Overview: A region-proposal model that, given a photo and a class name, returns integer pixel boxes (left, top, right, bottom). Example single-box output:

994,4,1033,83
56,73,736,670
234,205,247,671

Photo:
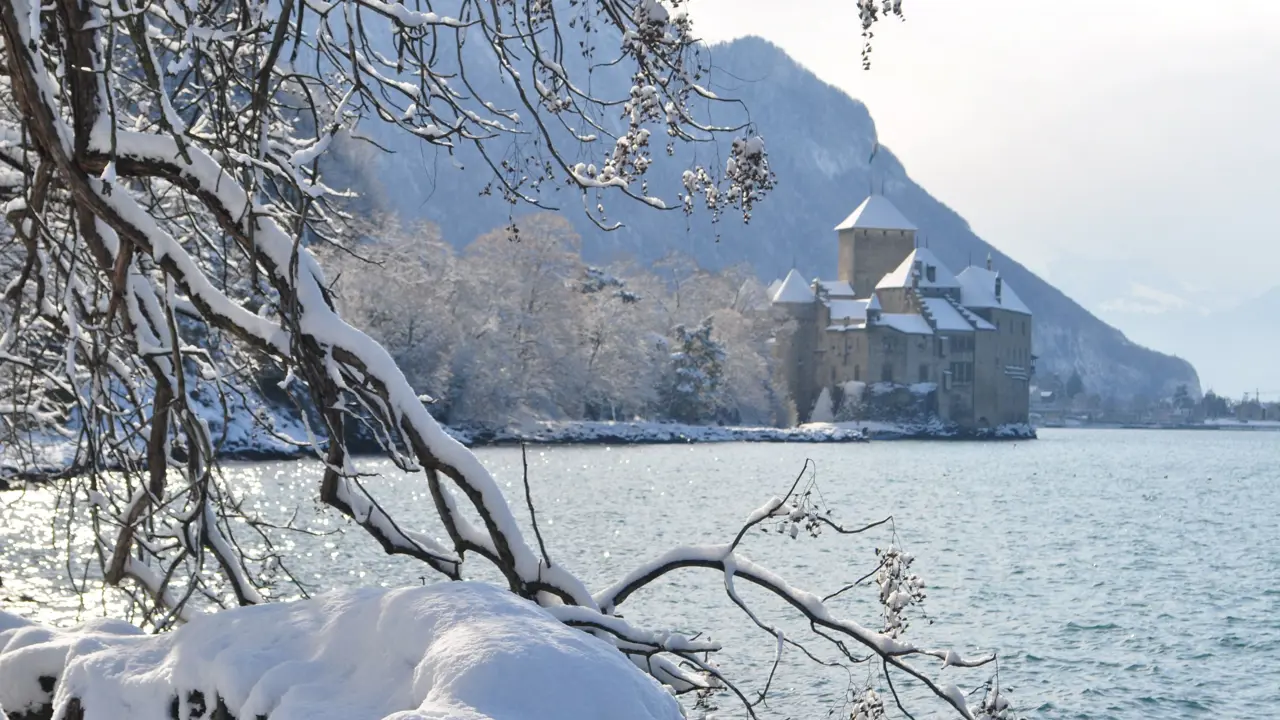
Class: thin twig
884,657,919,720
521,443,552,569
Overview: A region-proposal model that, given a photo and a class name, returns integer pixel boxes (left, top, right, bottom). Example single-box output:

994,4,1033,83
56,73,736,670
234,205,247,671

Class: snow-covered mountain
345,35,1199,400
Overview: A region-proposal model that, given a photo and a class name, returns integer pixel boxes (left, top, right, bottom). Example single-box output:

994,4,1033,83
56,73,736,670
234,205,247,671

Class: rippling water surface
3,429,1278,718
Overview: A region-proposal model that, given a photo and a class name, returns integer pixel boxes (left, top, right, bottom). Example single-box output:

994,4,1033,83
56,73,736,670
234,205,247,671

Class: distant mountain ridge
345,35,1199,400
1113,284,1278,398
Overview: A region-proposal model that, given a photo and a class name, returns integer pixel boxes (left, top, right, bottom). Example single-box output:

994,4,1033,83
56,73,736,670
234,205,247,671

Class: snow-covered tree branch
0,0,1021,716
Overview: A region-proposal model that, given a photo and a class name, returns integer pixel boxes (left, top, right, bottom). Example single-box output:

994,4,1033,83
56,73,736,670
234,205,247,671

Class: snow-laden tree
660,316,726,424
321,215,778,426
575,264,663,420
451,215,586,420
0,0,1017,716
322,218,463,406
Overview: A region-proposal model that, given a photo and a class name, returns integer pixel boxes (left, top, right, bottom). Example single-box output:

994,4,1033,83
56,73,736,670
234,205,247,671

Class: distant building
771,195,1033,428
1235,399,1277,423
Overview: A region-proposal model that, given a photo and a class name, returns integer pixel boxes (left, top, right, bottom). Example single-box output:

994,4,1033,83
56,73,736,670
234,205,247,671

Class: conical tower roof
834,194,918,232
771,269,816,304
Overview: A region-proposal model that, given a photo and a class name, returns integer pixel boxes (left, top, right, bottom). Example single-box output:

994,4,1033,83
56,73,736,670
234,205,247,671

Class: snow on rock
0,583,683,720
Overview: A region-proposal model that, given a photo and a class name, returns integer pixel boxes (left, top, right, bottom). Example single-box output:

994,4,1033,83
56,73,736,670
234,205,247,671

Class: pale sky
690,0,1280,397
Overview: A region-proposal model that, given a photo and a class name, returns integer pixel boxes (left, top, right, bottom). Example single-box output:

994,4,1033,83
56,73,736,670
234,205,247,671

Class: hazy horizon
690,0,1279,399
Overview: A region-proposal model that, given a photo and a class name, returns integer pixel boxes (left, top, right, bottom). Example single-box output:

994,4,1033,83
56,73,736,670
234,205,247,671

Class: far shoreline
1,420,1038,489
1032,420,1280,433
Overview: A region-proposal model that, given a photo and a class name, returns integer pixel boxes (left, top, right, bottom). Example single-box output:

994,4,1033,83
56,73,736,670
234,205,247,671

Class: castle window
949,361,973,384
918,364,929,383
854,365,861,381
882,363,893,382
926,266,937,283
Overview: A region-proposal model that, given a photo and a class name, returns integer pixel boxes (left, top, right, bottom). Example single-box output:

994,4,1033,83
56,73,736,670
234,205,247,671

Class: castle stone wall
838,228,916,296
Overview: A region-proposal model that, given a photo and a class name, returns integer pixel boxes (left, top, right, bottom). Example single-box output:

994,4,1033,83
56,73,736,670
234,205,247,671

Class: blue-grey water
3,429,1278,718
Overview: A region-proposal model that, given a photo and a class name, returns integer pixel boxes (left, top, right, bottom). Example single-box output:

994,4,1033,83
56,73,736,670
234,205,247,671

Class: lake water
3,429,1278,719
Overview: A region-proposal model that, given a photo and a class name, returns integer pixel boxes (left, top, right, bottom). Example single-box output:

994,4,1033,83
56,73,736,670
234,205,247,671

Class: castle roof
956,266,1031,315
834,194,918,232
920,297,977,332
771,269,816,304
874,313,934,335
815,279,856,299
876,248,959,291
949,300,997,330
827,298,870,323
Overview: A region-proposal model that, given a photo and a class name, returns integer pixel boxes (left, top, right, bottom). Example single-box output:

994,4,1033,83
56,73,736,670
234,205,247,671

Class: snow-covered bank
445,419,1035,446
442,419,870,447
801,420,1037,441
0,583,682,720
1203,418,1280,431
0,391,313,486
3,418,1037,487
2,420,870,485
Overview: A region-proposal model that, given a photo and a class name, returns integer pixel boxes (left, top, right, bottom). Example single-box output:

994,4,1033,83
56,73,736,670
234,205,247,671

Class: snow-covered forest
325,214,785,427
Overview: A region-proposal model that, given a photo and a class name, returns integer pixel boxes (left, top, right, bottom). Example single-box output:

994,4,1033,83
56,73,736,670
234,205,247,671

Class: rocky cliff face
346,35,1199,400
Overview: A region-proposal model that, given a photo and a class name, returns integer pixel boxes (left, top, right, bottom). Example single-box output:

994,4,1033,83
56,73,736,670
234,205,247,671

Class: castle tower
834,195,918,297
769,269,820,422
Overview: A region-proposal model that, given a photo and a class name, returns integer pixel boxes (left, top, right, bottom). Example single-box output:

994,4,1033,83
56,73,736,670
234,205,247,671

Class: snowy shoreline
440,420,872,447
1,420,1036,488
441,419,1036,448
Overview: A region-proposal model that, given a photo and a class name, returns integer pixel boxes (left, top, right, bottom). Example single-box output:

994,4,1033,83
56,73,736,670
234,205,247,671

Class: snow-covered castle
770,195,1033,427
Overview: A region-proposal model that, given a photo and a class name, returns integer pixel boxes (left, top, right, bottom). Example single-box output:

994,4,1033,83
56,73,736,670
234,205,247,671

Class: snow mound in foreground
0,582,683,720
